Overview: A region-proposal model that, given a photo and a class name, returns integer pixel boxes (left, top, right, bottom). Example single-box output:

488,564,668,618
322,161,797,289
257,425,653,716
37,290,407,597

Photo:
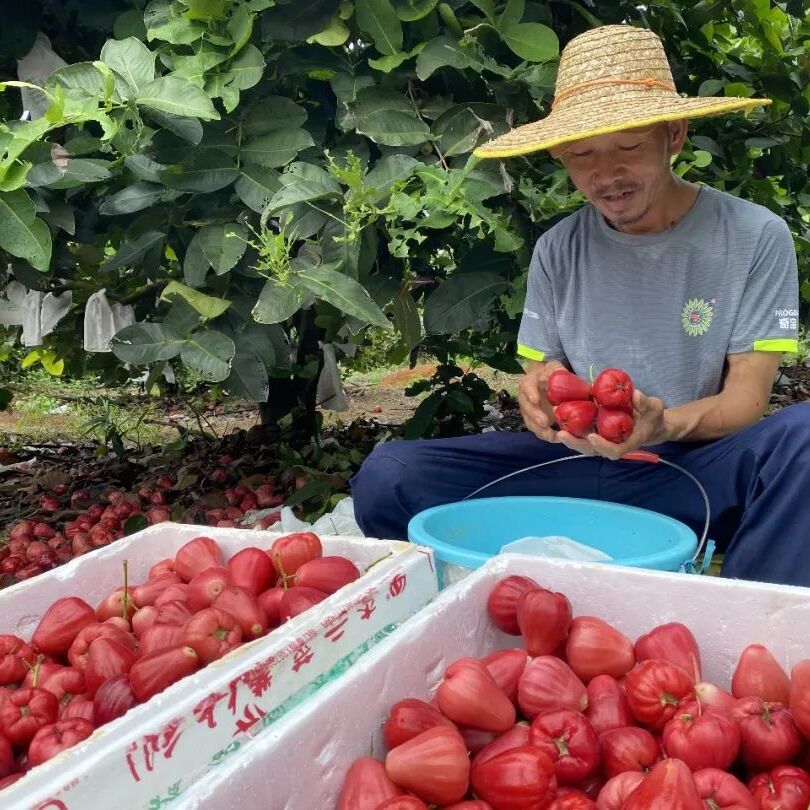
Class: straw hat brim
473,96,770,159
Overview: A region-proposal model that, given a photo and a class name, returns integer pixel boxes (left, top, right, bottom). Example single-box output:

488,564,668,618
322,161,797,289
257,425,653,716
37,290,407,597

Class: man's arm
663,351,781,442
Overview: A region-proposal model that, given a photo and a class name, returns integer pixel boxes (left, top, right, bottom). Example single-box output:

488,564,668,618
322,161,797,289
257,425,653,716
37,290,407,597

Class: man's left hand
557,389,672,460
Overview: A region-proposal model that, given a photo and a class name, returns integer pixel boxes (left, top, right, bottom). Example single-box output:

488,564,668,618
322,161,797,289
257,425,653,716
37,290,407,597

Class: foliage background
1,0,808,434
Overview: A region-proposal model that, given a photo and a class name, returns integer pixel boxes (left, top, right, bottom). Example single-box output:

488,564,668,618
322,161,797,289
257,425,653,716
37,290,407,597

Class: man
351,25,806,586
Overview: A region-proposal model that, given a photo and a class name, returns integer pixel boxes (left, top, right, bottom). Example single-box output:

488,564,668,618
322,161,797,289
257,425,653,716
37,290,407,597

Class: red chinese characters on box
125,718,184,783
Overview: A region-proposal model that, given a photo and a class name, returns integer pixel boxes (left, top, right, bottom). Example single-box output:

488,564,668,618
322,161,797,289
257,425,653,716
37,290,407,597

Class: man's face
552,122,688,229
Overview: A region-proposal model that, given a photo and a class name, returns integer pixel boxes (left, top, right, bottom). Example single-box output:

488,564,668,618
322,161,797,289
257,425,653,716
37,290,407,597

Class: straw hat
474,25,770,159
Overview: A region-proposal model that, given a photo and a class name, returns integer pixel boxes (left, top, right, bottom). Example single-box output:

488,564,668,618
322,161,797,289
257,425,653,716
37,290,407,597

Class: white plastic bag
278,496,362,535
16,33,67,120
316,342,348,412
0,282,27,326
84,291,135,353
111,302,136,331
22,291,44,346
40,291,72,337
500,535,613,562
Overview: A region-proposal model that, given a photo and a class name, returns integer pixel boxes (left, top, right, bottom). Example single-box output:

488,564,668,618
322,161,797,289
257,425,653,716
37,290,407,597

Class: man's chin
598,203,651,230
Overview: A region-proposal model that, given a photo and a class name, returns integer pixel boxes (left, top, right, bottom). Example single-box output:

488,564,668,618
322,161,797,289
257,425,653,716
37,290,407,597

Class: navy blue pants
351,403,810,586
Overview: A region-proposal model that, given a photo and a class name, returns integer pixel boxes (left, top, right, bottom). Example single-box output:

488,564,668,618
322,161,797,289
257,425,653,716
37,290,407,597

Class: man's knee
351,441,425,535
761,403,810,438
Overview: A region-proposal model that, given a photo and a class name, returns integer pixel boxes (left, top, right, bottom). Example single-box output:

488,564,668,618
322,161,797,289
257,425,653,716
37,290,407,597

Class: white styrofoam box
0,523,438,810
180,553,810,810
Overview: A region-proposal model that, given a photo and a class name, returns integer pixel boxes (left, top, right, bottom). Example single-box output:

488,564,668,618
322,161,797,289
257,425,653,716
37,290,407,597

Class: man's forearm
663,390,768,443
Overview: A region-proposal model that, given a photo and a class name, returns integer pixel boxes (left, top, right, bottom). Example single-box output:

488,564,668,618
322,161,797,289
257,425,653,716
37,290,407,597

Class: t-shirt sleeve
517,238,566,363
728,217,799,354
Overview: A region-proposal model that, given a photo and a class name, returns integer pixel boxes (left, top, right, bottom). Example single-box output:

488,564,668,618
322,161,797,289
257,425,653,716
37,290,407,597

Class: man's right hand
517,360,567,444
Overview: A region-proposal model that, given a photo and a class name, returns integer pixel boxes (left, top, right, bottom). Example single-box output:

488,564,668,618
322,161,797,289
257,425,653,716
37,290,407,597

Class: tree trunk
257,310,323,437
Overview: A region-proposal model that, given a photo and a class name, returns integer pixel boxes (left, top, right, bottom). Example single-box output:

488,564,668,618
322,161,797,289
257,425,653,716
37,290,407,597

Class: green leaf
330,73,375,104
111,322,184,364
497,0,524,30
416,36,474,79
184,0,229,21
44,63,109,113
145,1,206,43
226,44,266,90
171,48,230,85
432,103,508,156
364,154,419,194
252,277,302,324
235,165,282,212
691,135,724,157
423,271,508,333
228,4,254,52
227,335,270,401
283,478,332,508
724,82,754,98
26,158,112,189
698,79,725,97
321,219,361,278
164,299,203,334
368,43,426,73
403,390,442,439
144,110,204,144
307,16,351,46
240,323,279,369
125,155,167,183
393,288,421,349
241,129,315,168
124,514,149,535
180,329,235,381
356,0,403,55
295,264,391,328
501,22,559,62
161,281,231,319
279,204,331,240
183,232,210,287
99,182,174,215
354,86,413,115
161,150,239,192
446,388,474,414
102,231,165,271
692,150,713,168
467,0,497,23
264,162,342,214
198,223,248,274
0,190,52,272
242,97,308,134
392,0,438,21
356,110,431,146
260,0,336,41
100,37,156,96
137,76,220,120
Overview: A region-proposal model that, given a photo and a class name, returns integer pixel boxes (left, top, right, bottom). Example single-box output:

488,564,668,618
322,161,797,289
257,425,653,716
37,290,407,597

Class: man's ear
667,119,690,156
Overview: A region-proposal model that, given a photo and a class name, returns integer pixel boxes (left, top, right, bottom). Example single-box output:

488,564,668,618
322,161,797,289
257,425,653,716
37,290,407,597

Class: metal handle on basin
463,452,712,570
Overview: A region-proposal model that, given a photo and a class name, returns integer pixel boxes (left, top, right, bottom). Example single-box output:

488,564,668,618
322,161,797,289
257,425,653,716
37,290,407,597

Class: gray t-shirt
518,185,799,408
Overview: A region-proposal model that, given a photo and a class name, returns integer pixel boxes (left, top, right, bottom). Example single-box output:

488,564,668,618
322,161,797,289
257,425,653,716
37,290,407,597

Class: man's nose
590,152,625,186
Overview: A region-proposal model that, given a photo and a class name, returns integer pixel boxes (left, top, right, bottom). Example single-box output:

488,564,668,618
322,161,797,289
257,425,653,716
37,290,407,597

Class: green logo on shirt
682,298,714,336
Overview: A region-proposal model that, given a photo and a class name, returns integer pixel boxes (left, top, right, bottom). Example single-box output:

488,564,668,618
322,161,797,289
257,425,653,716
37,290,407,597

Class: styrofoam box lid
181,553,810,809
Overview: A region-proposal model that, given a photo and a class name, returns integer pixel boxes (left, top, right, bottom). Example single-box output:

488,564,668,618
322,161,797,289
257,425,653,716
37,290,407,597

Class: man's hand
557,389,672,459
518,360,566,443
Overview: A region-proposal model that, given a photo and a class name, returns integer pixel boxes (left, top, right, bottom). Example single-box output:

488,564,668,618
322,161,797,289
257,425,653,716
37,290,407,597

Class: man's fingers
557,431,597,456
587,434,626,459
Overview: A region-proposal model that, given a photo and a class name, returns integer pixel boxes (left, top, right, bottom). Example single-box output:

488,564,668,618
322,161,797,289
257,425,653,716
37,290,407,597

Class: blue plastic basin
407,496,698,573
